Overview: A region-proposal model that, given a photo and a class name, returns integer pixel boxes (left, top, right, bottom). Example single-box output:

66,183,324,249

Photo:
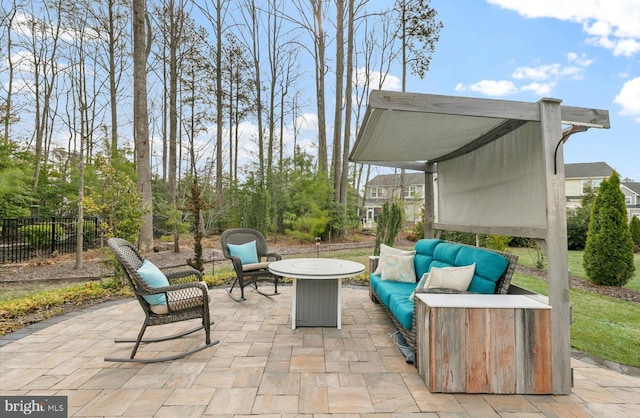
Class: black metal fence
1,217,101,263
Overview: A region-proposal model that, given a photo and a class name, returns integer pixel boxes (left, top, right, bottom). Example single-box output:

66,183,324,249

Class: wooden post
539,98,572,394
424,164,435,239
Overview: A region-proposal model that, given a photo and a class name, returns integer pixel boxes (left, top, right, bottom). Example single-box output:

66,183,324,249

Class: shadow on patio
1,285,639,417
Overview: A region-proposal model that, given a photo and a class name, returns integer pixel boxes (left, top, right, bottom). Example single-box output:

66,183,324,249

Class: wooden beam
368,90,542,121
561,105,610,129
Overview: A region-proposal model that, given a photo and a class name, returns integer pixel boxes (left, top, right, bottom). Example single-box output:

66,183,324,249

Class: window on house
369,187,382,198
582,179,602,194
404,185,418,198
626,196,632,205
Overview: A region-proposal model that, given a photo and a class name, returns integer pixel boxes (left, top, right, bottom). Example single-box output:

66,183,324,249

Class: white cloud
487,0,640,56
294,113,318,132
521,82,553,96
354,67,401,91
457,53,592,98
455,80,518,97
567,52,594,67
614,77,640,122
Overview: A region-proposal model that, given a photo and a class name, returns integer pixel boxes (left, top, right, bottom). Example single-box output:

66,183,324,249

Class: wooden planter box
415,293,552,394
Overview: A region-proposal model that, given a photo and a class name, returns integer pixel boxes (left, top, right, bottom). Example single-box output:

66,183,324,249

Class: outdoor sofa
369,238,518,355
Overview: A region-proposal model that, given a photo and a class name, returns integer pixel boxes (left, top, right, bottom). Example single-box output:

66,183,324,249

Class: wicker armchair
105,238,218,363
220,228,282,301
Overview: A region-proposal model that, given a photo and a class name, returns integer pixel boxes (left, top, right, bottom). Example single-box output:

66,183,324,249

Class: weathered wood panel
489,308,516,393
415,298,429,381
465,308,489,393
431,307,466,392
516,308,552,393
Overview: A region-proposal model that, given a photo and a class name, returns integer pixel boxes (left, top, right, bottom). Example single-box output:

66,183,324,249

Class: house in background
622,182,640,221
564,162,615,210
364,162,638,225
363,172,428,226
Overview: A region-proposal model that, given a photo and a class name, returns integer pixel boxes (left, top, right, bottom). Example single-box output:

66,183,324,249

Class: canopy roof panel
349,91,610,171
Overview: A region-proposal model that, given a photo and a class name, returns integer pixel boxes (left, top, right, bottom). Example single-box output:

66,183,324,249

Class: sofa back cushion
412,239,509,294
457,246,509,293
413,239,443,280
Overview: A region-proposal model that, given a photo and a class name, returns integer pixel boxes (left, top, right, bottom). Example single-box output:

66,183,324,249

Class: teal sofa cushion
456,246,509,293
370,273,382,293
376,280,415,307
389,293,414,329
413,239,442,280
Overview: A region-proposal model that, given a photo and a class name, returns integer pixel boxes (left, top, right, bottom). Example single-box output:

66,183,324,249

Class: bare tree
87,0,129,159
20,0,63,192
291,0,328,176
133,0,153,251
339,0,355,223
331,0,345,200
1,1,25,143
238,0,266,183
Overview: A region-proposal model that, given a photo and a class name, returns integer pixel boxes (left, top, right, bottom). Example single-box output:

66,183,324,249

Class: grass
511,246,640,291
511,272,640,368
1,245,638,368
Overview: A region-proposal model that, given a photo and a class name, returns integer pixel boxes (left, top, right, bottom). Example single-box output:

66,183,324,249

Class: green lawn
511,247,640,291
511,272,640,368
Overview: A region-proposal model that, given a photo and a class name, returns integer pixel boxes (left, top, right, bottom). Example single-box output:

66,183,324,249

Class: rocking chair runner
220,228,282,301
105,237,218,363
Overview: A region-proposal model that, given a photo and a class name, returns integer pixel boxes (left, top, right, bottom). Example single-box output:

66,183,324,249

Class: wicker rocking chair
105,237,218,363
220,228,282,301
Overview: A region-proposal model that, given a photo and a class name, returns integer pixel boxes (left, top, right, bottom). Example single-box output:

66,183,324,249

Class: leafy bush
18,223,64,249
374,201,404,255
583,172,635,286
630,216,640,252
483,235,510,251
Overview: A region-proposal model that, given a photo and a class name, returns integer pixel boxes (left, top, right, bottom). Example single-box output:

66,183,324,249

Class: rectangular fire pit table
269,258,365,329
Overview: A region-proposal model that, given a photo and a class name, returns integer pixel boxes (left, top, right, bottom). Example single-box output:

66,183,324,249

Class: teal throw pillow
136,259,169,305
228,240,259,265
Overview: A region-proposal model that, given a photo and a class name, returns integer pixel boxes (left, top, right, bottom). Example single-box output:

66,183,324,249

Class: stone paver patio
1,285,639,417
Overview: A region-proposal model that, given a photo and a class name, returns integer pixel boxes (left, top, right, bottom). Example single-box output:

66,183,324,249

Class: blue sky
395,0,639,181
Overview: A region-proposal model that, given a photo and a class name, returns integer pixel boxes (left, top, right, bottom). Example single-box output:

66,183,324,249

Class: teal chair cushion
227,240,259,264
137,259,169,305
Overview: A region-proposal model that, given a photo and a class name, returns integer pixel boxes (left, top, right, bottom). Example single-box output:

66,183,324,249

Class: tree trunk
215,0,223,202
340,0,355,231
331,0,344,201
313,0,327,176
133,0,153,252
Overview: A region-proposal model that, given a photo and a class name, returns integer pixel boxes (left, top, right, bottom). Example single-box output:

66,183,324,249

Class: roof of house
564,162,615,179
367,172,425,186
623,182,640,195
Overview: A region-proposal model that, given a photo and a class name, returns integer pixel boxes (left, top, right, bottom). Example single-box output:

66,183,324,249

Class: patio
1,285,639,417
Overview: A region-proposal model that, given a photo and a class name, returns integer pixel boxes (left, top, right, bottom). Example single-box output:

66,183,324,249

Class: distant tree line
0,0,442,267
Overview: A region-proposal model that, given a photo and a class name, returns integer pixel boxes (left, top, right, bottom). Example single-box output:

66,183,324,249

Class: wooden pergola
349,90,610,395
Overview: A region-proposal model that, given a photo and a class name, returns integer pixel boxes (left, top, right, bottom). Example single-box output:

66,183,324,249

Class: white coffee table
269,258,365,329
